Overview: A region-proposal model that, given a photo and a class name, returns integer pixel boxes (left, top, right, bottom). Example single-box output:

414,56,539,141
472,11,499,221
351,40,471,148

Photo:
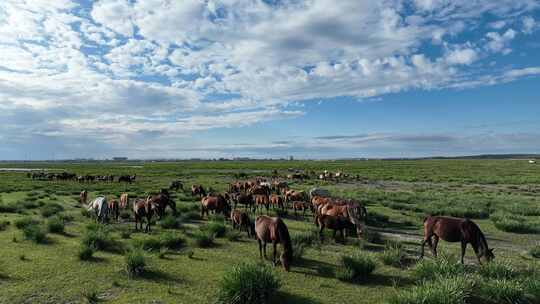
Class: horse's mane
276,218,293,259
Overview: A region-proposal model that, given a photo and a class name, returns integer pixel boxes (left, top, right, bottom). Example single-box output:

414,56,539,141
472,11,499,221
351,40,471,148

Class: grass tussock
40,203,64,217
192,229,215,248
125,248,146,277
22,224,48,244
336,252,376,283
159,215,182,229
47,216,65,234
389,275,474,304
216,263,280,304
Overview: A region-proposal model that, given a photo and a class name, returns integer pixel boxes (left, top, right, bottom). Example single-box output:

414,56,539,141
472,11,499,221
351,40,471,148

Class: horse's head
484,248,495,262
280,251,292,272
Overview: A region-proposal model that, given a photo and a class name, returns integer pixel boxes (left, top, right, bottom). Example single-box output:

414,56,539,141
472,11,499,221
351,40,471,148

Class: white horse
87,197,109,223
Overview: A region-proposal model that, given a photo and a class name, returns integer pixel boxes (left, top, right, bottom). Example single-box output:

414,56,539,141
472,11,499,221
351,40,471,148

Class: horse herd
81,177,496,271
28,172,136,183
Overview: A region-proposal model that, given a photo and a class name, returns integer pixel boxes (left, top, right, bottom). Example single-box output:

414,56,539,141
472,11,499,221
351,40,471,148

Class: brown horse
230,210,255,237
284,190,306,203
270,194,284,210
292,201,311,217
420,216,495,264
255,216,293,271
317,214,354,243
80,190,88,205
133,198,156,232
147,189,176,219
254,195,270,213
232,193,254,211
191,184,207,198
120,193,129,209
201,194,231,217
250,185,270,196
317,202,364,238
108,199,120,221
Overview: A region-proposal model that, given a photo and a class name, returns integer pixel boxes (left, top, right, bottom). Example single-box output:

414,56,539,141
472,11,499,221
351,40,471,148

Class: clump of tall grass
125,248,146,277
40,202,64,217
216,263,280,304
78,244,95,261
22,224,48,244
159,215,182,229
490,212,539,233
192,229,215,248
0,220,10,231
477,260,518,280
478,279,525,304
14,217,39,229
181,211,201,221
206,221,227,238
413,255,466,281
81,225,120,252
389,275,474,304
380,242,406,267
336,252,376,283
47,216,65,234
159,232,185,250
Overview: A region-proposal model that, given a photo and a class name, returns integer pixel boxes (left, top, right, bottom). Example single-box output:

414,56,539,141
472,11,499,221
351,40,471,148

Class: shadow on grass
137,269,185,284
273,291,323,304
292,258,336,279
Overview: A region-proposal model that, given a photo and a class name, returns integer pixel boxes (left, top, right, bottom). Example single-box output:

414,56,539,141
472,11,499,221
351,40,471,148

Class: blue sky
0,0,539,160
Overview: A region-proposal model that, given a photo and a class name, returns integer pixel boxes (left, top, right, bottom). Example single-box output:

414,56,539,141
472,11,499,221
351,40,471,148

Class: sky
0,0,539,160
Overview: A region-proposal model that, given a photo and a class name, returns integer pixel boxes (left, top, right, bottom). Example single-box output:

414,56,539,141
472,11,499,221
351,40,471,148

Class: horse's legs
420,234,433,259
263,242,268,259
460,241,467,264
272,241,277,266
431,235,439,257
258,239,263,259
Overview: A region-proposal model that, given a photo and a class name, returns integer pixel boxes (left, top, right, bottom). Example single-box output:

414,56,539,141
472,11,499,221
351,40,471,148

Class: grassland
0,159,539,303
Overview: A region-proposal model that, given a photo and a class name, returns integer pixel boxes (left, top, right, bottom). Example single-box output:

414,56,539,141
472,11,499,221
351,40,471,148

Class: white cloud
0,0,539,158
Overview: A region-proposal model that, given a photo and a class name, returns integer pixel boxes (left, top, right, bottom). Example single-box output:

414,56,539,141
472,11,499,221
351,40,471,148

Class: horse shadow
273,291,323,304
137,269,185,284
292,258,336,279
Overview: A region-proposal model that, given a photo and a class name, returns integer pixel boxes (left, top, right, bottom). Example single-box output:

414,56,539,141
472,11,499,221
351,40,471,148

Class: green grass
0,159,539,303
336,252,376,283
216,263,280,304
388,275,474,304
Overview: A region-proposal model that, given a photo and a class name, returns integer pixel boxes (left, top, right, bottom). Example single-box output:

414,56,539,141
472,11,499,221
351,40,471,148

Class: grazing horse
269,194,284,210
317,202,364,238
133,198,155,232
148,189,176,219
80,190,88,205
254,195,270,213
201,194,231,217
232,193,254,211
169,180,183,191
108,199,120,221
120,193,129,209
191,184,207,198
87,197,108,223
284,190,306,203
255,216,293,271
317,214,354,243
420,216,495,264
230,210,255,237
118,175,135,183
292,201,311,217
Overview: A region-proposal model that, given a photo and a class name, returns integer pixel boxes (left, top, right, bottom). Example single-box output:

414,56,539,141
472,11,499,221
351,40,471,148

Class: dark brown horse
292,201,311,217
201,194,231,217
133,198,156,232
420,216,495,264
255,216,293,271
191,184,207,198
232,193,254,211
254,194,269,213
230,210,255,237
147,189,176,219
316,214,354,243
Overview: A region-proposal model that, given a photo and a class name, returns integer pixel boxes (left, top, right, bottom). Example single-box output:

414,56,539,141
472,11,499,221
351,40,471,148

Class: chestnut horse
420,216,494,264
120,193,129,209
254,195,270,213
201,194,231,217
255,216,293,271
108,199,120,222
317,202,364,238
269,194,284,210
133,198,155,232
230,210,255,237
80,190,88,205
317,214,354,243
191,184,207,198
147,189,176,219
